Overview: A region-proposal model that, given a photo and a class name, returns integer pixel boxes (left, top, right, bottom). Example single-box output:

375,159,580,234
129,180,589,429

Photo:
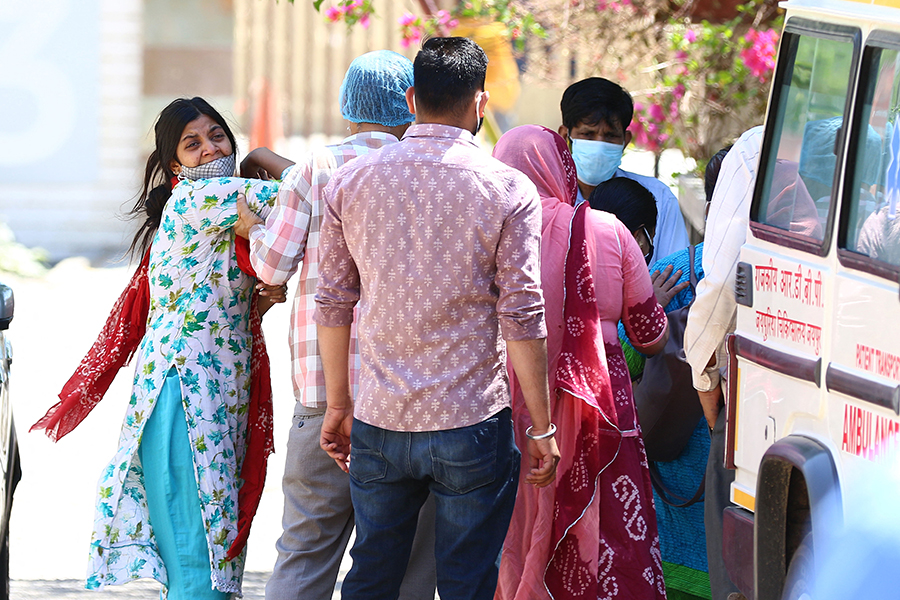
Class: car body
722,1,900,598
0,282,21,599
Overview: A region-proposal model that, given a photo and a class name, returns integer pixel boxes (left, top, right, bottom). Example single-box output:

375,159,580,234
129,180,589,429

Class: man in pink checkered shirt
235,50,436,600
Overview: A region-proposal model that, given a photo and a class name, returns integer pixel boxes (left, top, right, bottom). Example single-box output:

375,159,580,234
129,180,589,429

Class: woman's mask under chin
178,154,236,181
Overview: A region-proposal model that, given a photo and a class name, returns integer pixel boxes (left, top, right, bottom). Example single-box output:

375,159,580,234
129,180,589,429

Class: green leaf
313,0,325,10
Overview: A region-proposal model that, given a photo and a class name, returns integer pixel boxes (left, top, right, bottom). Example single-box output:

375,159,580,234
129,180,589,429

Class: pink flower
325,6,342,21
400,25,422,48
675,50,688,61
669,101,679,119
633,101,644,113
629,122,647,146
596,0,631,11
673,83,685,100
629,120,661,153
399,12,418,26
685,29,697,43
741,28,779,81
360,13,370,28
648,102,665,122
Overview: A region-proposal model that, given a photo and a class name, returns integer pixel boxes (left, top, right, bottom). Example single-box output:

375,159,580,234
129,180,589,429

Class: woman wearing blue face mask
33,97,289,599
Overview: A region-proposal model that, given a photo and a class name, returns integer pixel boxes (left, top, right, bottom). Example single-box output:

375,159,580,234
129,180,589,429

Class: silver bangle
525,423,557,440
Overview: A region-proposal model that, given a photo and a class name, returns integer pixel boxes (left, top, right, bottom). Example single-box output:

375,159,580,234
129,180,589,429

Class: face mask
639,225,655,265
570,138,623,186
472,92,484,136
178,153,236,181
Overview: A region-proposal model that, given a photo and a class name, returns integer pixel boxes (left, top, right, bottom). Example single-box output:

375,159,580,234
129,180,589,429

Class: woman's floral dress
86,177,278,596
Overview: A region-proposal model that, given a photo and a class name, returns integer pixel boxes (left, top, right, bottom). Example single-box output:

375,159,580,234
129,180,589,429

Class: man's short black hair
413,37,488,118
560,77,634,134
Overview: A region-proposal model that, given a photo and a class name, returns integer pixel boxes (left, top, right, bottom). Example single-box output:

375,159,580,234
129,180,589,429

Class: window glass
757,33,855,242
845,46,900,267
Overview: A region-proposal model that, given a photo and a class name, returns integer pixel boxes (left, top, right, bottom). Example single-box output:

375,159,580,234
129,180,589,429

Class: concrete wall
233,0,416,140
141,0,235,154
0,0,235,265
0,0,144,265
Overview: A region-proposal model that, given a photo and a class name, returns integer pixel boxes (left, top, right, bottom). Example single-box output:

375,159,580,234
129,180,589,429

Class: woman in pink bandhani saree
493,125,669,600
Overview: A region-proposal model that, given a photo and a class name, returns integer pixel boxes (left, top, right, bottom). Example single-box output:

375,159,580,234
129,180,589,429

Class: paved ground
2,259,357,598
10,572,271,599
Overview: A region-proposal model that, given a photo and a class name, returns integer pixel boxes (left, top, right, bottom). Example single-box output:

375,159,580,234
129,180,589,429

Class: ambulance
723,0,900,598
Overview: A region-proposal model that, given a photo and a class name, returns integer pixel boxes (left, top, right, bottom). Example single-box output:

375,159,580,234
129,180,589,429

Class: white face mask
570,138,624,186
472,92,484,136
178,154,236,181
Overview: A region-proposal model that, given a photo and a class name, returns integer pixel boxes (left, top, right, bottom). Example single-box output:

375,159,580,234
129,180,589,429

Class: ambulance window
841,40,900,273
754,30,856,248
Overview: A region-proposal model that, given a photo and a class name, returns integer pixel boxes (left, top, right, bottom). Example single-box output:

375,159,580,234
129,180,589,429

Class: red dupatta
31,209,273,560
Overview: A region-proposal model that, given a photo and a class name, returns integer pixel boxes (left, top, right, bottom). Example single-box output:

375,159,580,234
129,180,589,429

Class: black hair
587,177,657,234
413,37,487,119
704,145,732,203
126,97,237,259
560,77,634,135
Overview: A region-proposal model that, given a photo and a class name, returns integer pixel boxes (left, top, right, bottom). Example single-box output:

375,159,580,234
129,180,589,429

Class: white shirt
576,167,689,263
684,126,764,390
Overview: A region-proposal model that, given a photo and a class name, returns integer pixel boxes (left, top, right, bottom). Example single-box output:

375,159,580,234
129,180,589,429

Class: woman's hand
256,282,288,317
240,150,271,180
240,148,295,180
650,264,689,307
257,282,288,303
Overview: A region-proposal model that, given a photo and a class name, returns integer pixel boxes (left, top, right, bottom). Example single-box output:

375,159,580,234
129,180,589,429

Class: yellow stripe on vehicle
842,0,900,7
733,486,756,512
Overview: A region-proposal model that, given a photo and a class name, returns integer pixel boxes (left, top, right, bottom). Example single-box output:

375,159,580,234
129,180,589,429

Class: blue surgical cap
799,116,882,187
340,50,415,127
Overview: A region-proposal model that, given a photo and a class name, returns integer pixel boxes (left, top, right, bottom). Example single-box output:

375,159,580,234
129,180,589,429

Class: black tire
781,531,814,600
0,523,8,600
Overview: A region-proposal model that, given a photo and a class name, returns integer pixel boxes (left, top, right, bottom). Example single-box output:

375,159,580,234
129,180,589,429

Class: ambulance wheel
781,531,814,600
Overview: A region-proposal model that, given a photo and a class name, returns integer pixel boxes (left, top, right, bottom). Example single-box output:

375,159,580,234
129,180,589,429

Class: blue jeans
342,408,520,600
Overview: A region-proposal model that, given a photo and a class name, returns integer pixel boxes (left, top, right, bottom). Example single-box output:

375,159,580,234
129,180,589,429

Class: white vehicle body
723,1,900,598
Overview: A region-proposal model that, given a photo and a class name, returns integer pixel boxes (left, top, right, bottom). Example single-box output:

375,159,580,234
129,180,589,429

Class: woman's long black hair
127,97,238,259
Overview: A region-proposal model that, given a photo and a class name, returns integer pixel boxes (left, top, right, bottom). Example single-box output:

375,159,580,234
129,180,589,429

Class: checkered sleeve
248,163,315,286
